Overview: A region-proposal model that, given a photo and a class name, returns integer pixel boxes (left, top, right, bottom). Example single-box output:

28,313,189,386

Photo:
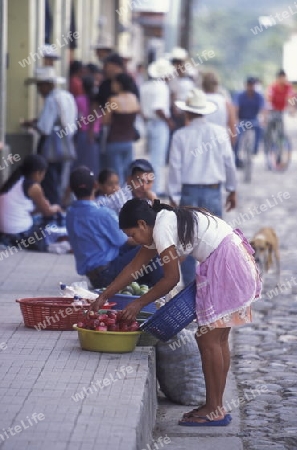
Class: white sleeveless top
205,93,228,127
0,177,34,234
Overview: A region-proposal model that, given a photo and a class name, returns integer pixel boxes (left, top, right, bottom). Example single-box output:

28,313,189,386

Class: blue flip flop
178,414,232,427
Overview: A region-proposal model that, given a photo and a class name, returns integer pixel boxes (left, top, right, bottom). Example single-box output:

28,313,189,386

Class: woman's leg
181,327,231,422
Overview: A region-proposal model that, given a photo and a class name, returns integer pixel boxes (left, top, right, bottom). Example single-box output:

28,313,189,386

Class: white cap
40,44,61,59
148,58,175,79
171,47,188,61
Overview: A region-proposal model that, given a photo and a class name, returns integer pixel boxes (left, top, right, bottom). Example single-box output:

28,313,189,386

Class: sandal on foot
182,407,203,419
182,408,232,422
178,414,232,427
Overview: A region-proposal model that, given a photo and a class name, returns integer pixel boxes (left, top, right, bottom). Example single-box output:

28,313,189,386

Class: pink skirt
195,229,262,327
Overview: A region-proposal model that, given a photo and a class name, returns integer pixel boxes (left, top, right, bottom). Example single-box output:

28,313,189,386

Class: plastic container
94,291,157,314
140,281,197,342
73,324,141,353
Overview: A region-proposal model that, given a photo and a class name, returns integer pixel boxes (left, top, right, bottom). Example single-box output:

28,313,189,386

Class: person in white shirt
140,59,175,196
0,154,61,249
22,67,77,205
168,88,237,285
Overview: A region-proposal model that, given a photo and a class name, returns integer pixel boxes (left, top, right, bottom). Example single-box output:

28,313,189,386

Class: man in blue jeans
168,89,237,285
66,166,163,289
234,77,266,167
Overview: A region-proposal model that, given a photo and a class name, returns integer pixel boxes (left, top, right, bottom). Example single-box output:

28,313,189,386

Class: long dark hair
0,154,48,195
114,73,135,93
119,198,213,248
97,168,117,185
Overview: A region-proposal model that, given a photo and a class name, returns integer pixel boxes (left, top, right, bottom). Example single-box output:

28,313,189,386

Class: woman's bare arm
28,184,61,216
119,245,181,322
89,246,158,311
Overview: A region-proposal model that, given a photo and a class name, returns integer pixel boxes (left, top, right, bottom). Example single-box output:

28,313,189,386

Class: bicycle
264,111,292,172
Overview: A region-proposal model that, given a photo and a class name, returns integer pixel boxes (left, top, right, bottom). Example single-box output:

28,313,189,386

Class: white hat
120,50,133,60
91,36,114,50
148,58,175,79
171,47,188,61
28,67,66,84
40,44,60,59
175,89,217,115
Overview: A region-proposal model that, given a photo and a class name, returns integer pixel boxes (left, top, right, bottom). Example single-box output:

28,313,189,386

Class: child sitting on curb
66,166,163,288
96,159,157,216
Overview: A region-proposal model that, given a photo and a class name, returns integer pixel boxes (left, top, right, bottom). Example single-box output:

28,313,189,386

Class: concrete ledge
0,323,157,450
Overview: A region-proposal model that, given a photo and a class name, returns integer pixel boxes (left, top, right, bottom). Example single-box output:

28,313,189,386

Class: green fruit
140,285,149,290
123,285,134,294
140,288,148,295
121,290,133,296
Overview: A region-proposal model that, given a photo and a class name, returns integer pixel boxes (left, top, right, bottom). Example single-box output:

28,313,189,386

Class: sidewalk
0,253,157,450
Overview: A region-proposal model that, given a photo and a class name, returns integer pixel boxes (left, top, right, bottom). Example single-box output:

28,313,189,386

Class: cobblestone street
222,115,297,449
230,116,297,450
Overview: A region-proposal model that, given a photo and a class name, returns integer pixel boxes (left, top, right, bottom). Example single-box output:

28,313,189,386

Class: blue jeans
87,245,164,289
147,119,170,194
106,141,133,186
180,184,223,286
41,162,63,205
234,119,262,162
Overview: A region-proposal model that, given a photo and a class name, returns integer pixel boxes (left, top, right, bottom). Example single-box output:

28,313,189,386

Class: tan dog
250,227,280,282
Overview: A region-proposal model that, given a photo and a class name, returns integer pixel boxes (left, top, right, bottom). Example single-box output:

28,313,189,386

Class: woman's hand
118,300,142,324
87,295,107,315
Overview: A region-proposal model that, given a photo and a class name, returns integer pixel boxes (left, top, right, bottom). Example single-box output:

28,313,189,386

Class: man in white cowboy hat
22,67,77,205
140,58,175,196
168,88,237,285
169,47,196,130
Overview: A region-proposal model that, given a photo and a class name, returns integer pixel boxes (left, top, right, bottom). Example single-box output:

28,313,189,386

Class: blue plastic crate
94,291,157,314
140,281,196,342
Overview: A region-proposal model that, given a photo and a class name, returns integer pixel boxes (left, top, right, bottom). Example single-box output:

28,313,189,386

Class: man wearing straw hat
22,67,77,205
140,58,175,197
168,88,237,285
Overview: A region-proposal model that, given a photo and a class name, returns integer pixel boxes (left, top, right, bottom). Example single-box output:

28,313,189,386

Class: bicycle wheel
240,129,254,183
267,135,292,172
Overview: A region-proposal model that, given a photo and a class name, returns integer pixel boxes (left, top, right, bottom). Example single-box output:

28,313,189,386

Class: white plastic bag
59,281,98,300
156,329,205,405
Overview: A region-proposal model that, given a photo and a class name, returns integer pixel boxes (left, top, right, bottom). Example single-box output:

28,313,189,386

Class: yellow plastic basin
73,324,141,353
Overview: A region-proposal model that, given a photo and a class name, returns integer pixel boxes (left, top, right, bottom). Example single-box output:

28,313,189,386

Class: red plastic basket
16,297,88,331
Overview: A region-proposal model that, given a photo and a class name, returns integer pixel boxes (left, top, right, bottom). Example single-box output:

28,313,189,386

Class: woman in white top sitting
90,198,261,427
0,154,61,250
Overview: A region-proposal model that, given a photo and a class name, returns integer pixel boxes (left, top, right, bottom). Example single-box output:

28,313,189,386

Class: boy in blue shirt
66,166,163,288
